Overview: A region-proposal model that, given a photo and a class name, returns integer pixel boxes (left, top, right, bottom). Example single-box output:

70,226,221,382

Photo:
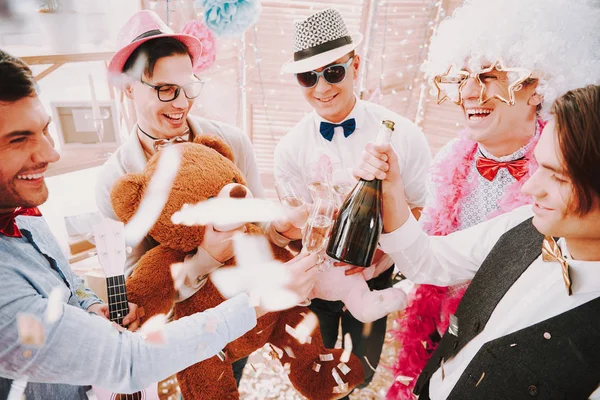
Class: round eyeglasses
140,76,207,102
295,57,354,88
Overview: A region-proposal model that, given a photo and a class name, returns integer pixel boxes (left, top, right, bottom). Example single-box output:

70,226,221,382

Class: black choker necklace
137,124,191,141
138,125,159,140
138,124,192,152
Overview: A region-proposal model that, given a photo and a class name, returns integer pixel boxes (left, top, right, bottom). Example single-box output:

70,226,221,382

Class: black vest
415,218,600,399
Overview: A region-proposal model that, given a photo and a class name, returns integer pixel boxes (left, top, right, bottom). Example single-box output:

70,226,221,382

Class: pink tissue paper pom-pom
182,20,217,74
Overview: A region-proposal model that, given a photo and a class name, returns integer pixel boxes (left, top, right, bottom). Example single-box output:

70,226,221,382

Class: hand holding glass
302,197,336,270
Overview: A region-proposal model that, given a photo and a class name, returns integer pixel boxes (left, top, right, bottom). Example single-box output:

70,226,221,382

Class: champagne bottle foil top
375,120,395,145
382,120,395,131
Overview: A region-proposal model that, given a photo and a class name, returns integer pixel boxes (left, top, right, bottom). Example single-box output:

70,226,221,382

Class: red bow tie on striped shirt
0,207,42,238
476,157,528,181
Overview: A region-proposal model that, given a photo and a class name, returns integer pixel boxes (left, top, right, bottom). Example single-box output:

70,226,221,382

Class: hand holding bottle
354,142,403,190
354,139,411,234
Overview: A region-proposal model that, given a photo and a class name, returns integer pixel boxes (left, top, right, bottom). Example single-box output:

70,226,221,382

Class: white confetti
332,383,349,394
319,353,334,362
340,332,353,363
331,367,346,387
283,346,296,358
544,332,551,340
269,344,284,359
337,362,351,375
363,355,377,372
17,313,45,347
395,375,414,385
294,313,318,344
210,235,298,312
284,324,312,345
172,198,287,227
125,146,181,246
45,286,67,323
217,350,227,361
139,314,168,345
312,362,321,372
475,371,485,387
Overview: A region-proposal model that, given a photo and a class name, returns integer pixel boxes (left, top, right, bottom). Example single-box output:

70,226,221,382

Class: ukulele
91,218,179,400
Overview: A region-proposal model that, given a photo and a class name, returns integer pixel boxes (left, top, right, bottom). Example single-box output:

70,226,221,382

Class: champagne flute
275,176,308,229
331,167,357,206
304,160,334,201
296,197,336,306
302,197,336,271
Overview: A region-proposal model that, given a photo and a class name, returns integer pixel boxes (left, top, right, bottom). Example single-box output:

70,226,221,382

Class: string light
415,0,446,128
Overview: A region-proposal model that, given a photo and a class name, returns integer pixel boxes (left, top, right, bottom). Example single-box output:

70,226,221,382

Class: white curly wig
423,0,600,112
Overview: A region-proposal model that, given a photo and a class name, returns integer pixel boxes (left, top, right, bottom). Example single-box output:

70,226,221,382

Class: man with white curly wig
388,0,600,398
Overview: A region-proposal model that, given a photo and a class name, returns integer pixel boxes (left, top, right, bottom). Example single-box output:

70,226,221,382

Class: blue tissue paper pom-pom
198,0,261,37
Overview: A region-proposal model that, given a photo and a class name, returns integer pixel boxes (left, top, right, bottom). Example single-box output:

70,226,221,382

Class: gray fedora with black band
281,8,363,74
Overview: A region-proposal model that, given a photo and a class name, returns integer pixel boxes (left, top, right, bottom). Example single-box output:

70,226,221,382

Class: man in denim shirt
0,50,318,399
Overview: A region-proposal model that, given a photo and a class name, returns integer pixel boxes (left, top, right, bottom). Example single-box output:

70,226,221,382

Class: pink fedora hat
108,10,203,76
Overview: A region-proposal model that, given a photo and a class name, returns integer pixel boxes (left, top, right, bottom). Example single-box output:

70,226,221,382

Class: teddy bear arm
126,246,184,323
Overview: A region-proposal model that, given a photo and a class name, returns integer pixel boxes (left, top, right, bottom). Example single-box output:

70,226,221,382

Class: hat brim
281,33,363,74
107,33,203,81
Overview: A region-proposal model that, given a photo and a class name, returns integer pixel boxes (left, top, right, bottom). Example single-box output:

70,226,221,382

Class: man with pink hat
274,8,432,396
95,9,300,388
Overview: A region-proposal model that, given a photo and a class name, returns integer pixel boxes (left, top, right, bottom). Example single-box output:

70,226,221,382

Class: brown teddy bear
110,135,364,400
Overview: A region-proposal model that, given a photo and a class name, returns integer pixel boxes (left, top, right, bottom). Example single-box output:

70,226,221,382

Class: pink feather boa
387,120,545,400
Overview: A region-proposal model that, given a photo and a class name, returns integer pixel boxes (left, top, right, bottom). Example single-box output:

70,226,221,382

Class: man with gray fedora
274,8,432,395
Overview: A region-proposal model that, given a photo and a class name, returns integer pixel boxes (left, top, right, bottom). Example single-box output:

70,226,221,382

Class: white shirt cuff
379,213,423,254
173,248,223,303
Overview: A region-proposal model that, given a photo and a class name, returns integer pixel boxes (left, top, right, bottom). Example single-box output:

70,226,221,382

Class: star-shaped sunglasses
432,60,534,106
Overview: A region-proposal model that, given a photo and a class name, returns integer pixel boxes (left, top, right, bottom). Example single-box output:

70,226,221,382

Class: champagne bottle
325,120,395,267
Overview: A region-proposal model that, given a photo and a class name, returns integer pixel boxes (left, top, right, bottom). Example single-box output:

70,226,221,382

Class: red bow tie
476,157,529,181
0,207,42,238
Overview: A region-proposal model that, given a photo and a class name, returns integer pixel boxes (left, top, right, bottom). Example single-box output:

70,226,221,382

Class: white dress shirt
274,98,431,208
379,204,600,399
275,97,431,273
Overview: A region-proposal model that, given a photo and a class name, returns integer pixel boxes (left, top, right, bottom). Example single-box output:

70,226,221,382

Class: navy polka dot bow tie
319,118,356,142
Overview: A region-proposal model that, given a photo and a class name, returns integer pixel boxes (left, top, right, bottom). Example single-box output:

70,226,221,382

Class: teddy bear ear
193,134,235,163
110,173,147,224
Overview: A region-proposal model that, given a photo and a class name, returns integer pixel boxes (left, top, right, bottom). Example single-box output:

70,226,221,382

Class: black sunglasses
140,76,206,102
295,57,354,88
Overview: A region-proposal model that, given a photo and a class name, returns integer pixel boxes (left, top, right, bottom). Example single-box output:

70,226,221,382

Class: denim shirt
0,215,256,398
